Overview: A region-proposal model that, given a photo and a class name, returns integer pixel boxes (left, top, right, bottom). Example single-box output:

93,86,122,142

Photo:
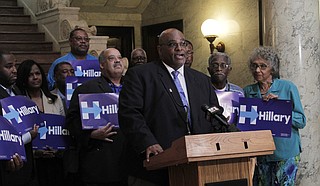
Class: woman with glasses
244,46,306,186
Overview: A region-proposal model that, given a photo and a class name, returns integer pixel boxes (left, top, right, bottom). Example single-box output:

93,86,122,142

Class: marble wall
262,0,320,185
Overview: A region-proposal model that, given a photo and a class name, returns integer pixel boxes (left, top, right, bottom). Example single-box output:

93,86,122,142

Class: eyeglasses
160,40,188,48
250,63,269,71
210,63,230,70
132,56,146,61
72,37,90,42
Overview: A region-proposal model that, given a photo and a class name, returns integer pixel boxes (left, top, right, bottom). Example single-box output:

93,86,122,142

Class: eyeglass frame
159,40,188,48
249,63,269,71
132,56,147,61
71,36,90,42
209,63,231,70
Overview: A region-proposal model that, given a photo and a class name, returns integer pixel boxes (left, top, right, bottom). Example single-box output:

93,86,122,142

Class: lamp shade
201,19,221,37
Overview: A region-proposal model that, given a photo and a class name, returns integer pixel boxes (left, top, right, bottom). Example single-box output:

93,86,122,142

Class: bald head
157,28,187,70
99,48,124,80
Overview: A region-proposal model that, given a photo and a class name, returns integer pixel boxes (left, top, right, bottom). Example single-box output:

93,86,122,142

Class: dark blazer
0,85,35,186
66,76,126,184
118,61,221,185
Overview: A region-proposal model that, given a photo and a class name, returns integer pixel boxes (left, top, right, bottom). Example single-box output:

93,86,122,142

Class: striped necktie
171,71,191,126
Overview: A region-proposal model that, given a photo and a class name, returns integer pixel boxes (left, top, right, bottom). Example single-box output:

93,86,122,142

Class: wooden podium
144,130,275,186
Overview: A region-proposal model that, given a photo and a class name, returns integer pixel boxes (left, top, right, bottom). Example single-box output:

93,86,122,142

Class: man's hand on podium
146,144,163,162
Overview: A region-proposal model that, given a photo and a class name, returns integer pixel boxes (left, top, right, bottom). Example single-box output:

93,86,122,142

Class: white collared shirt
0,84,15,96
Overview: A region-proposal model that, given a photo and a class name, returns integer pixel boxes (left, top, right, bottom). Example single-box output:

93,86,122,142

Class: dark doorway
95,26,134,59
142,20,183,62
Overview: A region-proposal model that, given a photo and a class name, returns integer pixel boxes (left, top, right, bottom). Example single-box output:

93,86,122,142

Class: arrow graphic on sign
75,66,83,76
82,102,101,118
39,122,48,140
3,105,22,123
239,105,259,124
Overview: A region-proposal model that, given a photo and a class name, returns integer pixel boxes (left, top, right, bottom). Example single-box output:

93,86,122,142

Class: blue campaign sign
0,116,26,161
33,114,71,150
79,93,119,129
237,97,292,138
66,76,95,109
215,91,244,124
0,96,43,134
68,59,101,78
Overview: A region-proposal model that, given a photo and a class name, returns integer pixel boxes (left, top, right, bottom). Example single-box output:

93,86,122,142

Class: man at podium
119,28,223,186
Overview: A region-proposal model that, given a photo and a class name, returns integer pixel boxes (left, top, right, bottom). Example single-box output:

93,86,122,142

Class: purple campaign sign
66,76,95,109
237,97,292,138
215,91,244,124
68,59,101,78
0,96,43,134
33,114,71,150
0,116,26,161
79,93,119,129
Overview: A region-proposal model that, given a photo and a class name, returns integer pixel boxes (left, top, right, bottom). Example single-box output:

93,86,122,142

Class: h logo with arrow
2,105,22,124
238,105,259,125
81,101,102,120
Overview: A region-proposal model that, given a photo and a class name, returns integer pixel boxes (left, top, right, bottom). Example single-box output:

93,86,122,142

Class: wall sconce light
201,19,225,54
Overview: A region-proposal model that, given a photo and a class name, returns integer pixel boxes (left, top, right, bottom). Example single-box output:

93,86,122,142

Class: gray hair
98,49,108,64
208,52,231,66
248,46,280,78
131,48,147,59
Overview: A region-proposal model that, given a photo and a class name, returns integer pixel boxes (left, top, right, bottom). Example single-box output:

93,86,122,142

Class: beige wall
28,0,260,88
142,0,259,88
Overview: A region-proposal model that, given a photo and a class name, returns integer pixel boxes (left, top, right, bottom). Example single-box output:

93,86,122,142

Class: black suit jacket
118,61,221,185
0,85,35,186
66,76,126,184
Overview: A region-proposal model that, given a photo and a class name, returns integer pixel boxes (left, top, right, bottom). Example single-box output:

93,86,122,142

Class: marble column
262,0,320,185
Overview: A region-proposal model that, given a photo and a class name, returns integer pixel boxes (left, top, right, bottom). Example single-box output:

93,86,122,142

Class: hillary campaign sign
68,59,100,78
237,97,292,138
79,93,119,129
65,60,100,109
0,116,26,160
66,76,94,108
0,95,43,134
33,114,71,150
215,91,244,124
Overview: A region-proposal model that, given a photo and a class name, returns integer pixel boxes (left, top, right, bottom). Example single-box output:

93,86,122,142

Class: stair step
12,51,61,73
0,14,30,23
0,0,17,6
0,41,53,51
0,6,23,14
0,23,38,32
0,32,45,41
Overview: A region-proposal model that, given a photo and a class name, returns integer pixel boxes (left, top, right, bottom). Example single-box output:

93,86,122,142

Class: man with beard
47,28,97,90
207,52,244,95
0,50,38,186
66,48,127,186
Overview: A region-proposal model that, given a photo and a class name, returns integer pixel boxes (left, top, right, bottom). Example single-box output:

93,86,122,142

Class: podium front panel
168,157,252,186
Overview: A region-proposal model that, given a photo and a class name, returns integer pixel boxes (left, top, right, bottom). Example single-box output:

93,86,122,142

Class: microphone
201,104,229,126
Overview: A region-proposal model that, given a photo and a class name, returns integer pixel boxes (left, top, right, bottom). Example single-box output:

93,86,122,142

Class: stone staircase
0,0,61,73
